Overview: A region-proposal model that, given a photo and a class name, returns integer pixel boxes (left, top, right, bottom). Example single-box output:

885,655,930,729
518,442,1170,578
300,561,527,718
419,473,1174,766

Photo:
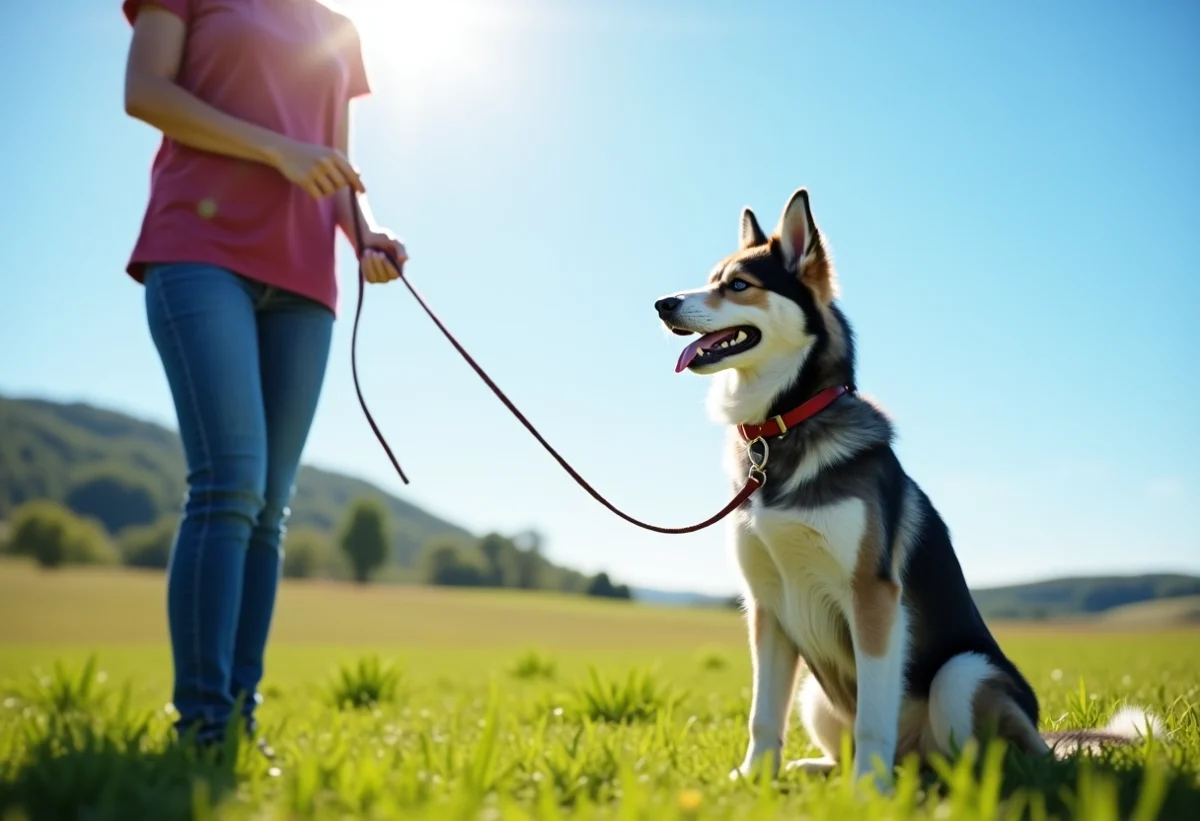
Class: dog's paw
728,761,767,783
850,757,896,796
785,756,837,777
729,747,781,783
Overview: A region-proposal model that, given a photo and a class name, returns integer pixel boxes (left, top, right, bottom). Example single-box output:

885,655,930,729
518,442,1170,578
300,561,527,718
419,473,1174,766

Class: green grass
1,560,1198,820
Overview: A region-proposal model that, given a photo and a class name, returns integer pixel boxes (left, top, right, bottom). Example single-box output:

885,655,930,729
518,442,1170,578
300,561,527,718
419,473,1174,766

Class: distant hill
1098,595,1200,627
632,587,737,608
635,576,1200,621
0,394,470,565
4,394,1197,617
632,576,1200,621
970,574,1200,621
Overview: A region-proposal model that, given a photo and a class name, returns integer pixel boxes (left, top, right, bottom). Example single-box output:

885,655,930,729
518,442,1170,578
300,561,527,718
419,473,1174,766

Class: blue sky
1,0,1197,595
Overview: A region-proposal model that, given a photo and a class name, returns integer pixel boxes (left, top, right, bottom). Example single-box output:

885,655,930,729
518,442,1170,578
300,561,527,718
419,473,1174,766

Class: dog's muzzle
654,296,682,319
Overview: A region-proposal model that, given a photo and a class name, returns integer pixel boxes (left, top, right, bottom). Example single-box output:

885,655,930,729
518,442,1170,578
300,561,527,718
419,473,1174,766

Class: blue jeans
144,262,334,743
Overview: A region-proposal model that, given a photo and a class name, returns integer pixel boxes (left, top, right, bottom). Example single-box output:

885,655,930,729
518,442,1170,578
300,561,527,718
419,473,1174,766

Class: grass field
1,560,1198,820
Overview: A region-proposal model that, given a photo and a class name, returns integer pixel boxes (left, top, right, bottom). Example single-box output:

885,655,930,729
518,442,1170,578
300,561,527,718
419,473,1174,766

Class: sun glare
351,0,494,102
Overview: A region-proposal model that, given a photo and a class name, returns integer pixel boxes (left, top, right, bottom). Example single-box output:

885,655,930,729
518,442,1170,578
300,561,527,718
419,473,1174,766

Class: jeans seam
153,272,218,728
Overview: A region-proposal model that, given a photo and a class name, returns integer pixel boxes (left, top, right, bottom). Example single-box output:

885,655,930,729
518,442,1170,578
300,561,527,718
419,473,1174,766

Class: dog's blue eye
730,278,749,291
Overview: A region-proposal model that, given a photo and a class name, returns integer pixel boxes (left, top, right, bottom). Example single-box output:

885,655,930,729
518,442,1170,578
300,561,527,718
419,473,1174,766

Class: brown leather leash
347,196,765,534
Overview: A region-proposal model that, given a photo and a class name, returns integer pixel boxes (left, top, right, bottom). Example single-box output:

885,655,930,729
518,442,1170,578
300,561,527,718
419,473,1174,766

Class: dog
654,188,1163,783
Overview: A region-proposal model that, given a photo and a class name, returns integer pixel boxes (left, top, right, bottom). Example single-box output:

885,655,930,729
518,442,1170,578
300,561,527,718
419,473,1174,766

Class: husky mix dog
653,188,1161,783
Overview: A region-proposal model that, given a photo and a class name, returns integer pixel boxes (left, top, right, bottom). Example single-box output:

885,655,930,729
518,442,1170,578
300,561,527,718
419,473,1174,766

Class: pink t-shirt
122,0,371,314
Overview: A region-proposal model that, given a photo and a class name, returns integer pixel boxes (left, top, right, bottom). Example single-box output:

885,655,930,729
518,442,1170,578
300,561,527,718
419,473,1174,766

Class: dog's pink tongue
675,330,737,373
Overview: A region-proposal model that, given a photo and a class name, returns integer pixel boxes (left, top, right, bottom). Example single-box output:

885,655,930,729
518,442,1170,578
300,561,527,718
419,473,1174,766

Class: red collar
736,386,850,441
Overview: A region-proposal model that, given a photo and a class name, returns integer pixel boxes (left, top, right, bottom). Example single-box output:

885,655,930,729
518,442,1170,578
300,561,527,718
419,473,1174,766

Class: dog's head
655,188,838,377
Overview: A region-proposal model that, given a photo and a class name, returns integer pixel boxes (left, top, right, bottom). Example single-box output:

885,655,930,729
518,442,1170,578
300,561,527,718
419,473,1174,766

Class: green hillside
3,393,1197,618
0,394,470,566
1098,595,1200,626
971,574,1200,621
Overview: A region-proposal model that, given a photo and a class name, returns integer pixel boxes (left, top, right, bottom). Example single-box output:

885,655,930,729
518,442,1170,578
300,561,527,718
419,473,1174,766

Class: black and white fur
654,188,1162,783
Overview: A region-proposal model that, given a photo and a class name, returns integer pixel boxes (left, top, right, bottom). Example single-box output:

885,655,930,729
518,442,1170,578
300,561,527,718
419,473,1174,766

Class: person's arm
123,3,363,199
124,6,284,164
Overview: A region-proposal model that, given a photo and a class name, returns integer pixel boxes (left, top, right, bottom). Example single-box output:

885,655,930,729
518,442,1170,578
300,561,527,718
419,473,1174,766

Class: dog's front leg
848,530,907,786
734,599,802,780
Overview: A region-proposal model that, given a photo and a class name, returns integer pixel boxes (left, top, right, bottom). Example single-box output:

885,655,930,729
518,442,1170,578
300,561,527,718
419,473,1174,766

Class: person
120,0,405,751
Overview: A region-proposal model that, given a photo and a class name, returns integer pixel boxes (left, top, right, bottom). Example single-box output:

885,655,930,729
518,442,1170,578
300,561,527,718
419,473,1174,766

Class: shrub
282,527,336,579
118,515,178,569
64,516,120,566
420,539,488,587
7,500,119,568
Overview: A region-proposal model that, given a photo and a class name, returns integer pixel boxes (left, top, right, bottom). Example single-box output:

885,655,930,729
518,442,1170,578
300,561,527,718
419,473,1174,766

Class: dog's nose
655,296,682,317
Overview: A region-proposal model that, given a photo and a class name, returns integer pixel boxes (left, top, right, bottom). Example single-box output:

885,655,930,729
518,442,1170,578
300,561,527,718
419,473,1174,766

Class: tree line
0,497,632,600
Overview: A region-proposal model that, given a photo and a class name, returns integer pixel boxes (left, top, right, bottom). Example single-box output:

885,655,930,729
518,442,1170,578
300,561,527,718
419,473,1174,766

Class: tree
338,498,390,584
510,530,545,589
6,501,62,559
420,539,487,587
477,533,509,586
585,572,632,600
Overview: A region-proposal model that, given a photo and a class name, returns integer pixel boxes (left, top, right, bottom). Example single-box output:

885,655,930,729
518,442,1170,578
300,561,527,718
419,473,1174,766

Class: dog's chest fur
737,496,866,707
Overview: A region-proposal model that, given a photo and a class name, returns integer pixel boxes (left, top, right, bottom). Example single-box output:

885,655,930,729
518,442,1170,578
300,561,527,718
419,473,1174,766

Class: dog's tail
1042,705,1167,758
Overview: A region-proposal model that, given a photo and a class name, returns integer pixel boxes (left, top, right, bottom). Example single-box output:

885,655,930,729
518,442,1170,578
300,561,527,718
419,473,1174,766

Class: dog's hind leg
927,652,1048,758
786,673,848,776
847,524,909,783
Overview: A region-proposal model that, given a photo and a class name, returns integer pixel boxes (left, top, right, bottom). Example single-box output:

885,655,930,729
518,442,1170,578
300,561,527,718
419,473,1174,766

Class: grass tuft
9,655,111,716
325,655,403,710
565,666,686,725
510,650,557,681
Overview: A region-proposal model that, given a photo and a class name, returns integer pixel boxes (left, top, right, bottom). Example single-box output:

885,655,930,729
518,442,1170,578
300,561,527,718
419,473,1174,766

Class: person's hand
360,228,408,284
267,138,365,200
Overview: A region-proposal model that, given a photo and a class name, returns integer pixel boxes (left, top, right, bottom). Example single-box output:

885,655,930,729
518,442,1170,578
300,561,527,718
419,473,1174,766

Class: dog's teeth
735,331,747,344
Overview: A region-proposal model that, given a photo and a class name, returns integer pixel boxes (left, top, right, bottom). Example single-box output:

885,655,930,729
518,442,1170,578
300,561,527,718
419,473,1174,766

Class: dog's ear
775,188,816,269
739,207,767,249
776,188,836,303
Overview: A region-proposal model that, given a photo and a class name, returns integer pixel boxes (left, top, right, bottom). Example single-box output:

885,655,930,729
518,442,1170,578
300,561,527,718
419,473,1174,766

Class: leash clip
746,436,769,487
